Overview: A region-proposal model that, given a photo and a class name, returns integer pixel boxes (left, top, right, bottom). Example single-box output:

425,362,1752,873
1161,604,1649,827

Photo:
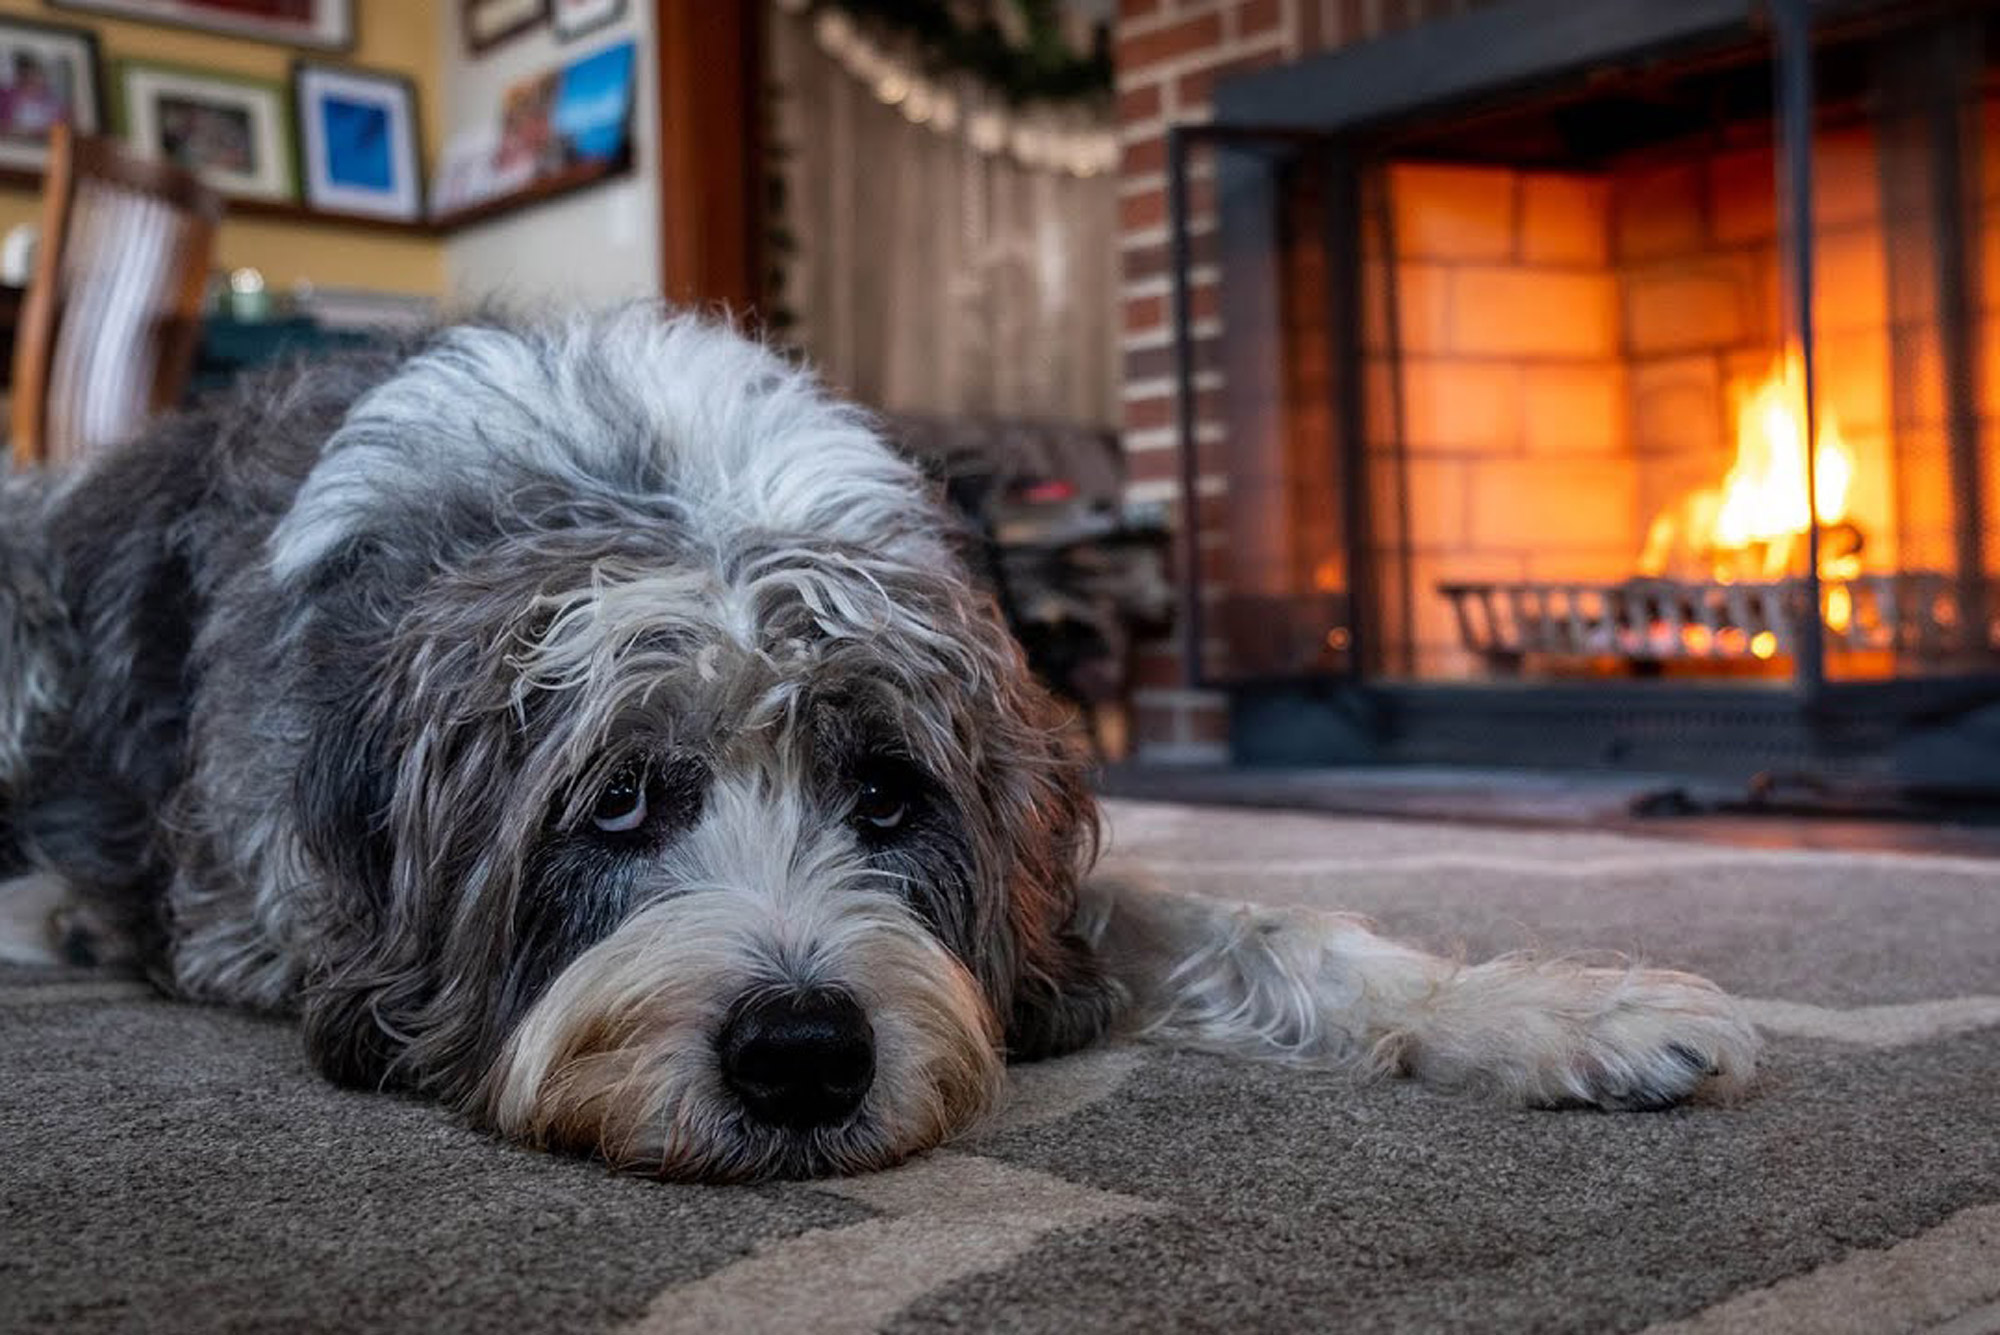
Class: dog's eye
855,781,906,830
591,760,649,833
851,760,920,835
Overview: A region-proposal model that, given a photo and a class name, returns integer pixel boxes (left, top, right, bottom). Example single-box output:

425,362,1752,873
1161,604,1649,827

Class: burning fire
1638,353,1861,588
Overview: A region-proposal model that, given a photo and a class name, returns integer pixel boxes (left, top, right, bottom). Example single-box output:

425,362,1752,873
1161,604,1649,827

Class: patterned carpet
4,798,1997,1334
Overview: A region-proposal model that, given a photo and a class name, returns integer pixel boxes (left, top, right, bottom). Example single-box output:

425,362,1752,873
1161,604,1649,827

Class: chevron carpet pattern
4,799,1997,1334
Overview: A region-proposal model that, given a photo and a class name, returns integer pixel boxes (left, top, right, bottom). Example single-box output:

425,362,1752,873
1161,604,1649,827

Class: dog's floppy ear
301,957,427,1090
977,646,1123,1062
294,638,531,1100
291,693,416,1091
286,598,440,1091
999,754,1122,1060
1007,925,1122,1061
293,695,397,900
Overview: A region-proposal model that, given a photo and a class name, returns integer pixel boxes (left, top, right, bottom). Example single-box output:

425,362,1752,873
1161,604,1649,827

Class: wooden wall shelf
428,152,636,232
0,150,634,240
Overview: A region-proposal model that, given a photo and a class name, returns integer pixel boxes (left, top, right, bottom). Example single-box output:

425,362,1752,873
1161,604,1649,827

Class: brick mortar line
1116,35,1293,95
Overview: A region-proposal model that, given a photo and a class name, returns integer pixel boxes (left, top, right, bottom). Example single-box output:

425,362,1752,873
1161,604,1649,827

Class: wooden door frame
655,0,763,317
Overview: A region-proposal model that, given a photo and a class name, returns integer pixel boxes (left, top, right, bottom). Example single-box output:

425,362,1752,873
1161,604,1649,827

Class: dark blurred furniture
9,124,222,468
0,284,23,387
885,414,1173,756
189,315,378,395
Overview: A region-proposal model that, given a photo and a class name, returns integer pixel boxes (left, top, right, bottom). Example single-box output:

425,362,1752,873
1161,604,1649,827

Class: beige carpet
4,798,1998,1333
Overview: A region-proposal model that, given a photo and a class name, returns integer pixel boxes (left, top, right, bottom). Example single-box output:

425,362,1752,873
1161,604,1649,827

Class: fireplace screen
1172,0,2000,705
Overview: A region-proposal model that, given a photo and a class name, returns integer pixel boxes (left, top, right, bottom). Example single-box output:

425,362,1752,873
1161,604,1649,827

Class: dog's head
266,309,1119,1179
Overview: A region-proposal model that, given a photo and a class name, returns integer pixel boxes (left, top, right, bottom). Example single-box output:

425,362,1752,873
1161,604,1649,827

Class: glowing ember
1638,353,1859,593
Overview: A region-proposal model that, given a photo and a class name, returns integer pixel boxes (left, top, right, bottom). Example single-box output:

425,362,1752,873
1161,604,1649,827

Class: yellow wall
0,0,444,295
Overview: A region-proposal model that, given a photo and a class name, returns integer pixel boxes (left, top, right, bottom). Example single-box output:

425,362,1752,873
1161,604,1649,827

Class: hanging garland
807,0,1113,107
765,0,1118,338
775,0,1120,178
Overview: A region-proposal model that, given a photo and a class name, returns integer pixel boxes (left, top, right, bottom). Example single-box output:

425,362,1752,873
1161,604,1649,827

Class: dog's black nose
718,989,875,1130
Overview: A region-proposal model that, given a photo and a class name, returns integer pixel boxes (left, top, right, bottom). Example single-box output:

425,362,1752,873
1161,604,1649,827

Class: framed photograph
115,60,294,202
51,0,353,51
0,17,104,171
550,38,634,162
552,0,625,43
292,61,421,221
493,66,560,178
463,0,548,55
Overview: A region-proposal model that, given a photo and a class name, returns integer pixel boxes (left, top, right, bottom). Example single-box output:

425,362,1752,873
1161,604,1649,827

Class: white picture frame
553,0,626,43
294,62,422,221
0,18,105,172
117,60,295,203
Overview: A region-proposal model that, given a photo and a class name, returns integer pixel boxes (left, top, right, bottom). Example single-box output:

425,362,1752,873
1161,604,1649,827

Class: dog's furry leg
1,473,80,971
0,871,69,965
1081,864,1760,1109
0,473,68,792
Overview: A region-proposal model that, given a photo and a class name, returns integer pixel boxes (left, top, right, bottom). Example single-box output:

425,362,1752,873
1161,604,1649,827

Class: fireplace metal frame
1167,0,2000,788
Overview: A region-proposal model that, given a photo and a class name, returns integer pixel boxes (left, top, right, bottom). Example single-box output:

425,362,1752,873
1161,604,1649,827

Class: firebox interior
1172,0,2000,787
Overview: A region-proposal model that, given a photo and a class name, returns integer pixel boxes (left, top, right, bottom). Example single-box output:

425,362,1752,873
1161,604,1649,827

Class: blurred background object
766,0,1119,427
888,412,1171,759
9,123,219,468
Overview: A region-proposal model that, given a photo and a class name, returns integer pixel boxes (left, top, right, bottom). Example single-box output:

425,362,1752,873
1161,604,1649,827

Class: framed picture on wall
115,60,295,202
553,0,625,44
0,17,104,172
292,61,422,221
463,0,549,55
51,0,354,52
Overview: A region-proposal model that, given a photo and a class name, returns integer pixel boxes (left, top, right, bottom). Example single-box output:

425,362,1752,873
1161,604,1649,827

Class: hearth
1167,0,2000,790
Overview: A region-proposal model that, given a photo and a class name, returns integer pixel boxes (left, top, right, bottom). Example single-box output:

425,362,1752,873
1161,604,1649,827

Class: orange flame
1639,353,1857,589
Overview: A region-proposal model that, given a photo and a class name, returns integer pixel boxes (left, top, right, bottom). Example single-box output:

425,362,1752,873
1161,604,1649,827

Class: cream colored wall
437,4,660,309
0,0,445,294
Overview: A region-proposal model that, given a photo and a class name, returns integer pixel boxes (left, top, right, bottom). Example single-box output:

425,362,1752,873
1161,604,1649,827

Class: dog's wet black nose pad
718,988,876,1130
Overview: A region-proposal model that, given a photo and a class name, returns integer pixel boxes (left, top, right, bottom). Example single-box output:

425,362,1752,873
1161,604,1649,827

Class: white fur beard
484,784,1004,1180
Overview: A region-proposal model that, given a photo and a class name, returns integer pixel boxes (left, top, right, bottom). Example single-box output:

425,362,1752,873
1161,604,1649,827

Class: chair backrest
9,124,223,469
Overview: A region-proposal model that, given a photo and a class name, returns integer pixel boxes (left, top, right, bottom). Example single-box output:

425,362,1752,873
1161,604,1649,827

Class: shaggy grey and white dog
0,308,1760,1180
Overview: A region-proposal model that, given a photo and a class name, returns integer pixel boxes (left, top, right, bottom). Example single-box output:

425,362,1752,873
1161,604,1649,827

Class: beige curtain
768,6,1119,427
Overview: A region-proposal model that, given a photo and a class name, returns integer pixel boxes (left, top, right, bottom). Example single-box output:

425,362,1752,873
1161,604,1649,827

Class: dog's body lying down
0,309,1759,1179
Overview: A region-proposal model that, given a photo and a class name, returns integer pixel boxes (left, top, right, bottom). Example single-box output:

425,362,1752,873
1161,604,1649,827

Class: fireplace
1165,0,2000,789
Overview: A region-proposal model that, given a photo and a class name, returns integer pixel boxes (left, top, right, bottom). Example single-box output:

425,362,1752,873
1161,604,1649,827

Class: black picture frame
462,0,550,56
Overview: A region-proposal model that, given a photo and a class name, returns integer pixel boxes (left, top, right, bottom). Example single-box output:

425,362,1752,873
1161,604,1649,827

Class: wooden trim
10,125,74,468
0,152,634,239
427,150,634,232
655,0,762,314
155,203,221,419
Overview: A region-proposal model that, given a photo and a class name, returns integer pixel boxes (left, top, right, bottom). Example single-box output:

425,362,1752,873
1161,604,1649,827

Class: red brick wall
1115,0,1490,761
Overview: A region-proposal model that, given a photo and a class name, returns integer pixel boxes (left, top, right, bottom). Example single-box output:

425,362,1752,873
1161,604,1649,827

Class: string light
802,7,1116,178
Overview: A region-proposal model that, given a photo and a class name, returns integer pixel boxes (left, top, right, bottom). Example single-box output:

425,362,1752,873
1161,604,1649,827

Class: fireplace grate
1438,574,1997,667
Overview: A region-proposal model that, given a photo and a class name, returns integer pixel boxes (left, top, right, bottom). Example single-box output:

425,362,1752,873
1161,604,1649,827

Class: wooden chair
8,124,223,469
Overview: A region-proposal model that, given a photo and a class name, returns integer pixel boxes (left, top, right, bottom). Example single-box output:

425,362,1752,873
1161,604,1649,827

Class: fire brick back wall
1368,163,1633,679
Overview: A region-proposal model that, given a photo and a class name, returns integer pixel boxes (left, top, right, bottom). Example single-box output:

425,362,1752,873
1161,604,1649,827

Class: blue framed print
292,61,421,221
551,38,634,163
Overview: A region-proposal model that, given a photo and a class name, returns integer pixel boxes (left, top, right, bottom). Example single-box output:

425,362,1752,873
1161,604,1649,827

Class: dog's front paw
1385,960,1763,1110
1545,969,1762,1110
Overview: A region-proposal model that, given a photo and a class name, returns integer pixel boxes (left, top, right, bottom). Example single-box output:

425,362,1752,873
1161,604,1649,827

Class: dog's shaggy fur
0,308,1761,1179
